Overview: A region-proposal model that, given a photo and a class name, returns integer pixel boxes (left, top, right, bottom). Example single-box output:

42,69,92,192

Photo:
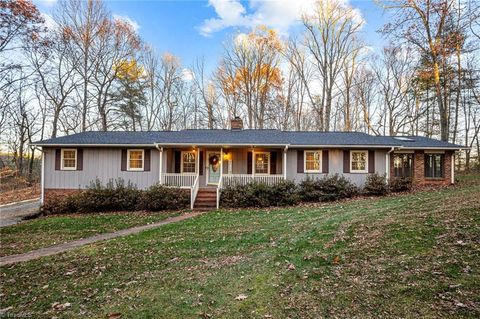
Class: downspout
33,146,45,205
155,144,163,185
386,147,395,184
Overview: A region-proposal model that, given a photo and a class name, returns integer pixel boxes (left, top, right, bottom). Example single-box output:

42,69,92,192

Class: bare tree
302,0,363,131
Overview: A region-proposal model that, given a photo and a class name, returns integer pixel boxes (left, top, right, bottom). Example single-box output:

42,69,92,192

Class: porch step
194,188,217,210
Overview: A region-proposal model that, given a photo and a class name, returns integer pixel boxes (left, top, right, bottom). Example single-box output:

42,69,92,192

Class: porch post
252,148,255,181
220,147,223,182
283,146,288,180
196,146,200,176
158,146,163,184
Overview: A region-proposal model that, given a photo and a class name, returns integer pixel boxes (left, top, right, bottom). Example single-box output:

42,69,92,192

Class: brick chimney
230,116,243,130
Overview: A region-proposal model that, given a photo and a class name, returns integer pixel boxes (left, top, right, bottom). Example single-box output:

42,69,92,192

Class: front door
207,151,221,185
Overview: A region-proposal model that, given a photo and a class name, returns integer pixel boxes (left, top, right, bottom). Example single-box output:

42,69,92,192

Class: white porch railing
222,174,285,187
161,173,196,188
191,175,200,209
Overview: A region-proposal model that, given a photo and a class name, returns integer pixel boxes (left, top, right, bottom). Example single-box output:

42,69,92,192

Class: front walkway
0,211,204,266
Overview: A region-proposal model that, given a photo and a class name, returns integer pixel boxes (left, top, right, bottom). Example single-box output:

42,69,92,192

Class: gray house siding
44,147,160,190
44,146,388,190
286,149,387,186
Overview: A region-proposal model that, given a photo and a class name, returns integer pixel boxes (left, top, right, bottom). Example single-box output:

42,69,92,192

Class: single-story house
31,117,467,209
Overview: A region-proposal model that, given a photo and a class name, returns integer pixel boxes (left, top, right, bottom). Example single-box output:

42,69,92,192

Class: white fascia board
29,143,156,147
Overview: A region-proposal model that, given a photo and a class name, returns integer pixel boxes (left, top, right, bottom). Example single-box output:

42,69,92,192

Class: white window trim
127,149,144,171
181,151,196,174
304,150,322,173
254,151,270,175
60,148,77,170
350,150,368,173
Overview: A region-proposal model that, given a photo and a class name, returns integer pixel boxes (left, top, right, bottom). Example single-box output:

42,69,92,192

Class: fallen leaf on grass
234,294,247,301
333,256,341,264
287,263,296,271
107,313,122,319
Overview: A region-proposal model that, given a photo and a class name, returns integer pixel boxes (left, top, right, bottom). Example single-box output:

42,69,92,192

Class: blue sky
35,0,392,73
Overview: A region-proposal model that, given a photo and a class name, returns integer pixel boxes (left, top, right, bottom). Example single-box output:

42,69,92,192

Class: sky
33,0,392,74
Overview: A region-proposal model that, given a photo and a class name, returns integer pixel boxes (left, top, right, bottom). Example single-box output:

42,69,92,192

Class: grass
1,175,479,318
0,211,178,257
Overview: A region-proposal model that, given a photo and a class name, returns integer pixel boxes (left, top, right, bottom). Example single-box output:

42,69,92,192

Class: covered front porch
156,145,288,208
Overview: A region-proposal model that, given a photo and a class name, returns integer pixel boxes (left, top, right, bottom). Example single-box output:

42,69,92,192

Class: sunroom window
393,153,413,178
425,153,444,178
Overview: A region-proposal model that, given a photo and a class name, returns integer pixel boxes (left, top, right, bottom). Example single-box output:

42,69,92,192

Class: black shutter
247,151,252,174
297,150,304,173
368,150,375,173
144,149,151,171
174,150,181,173
322,150,329,174
343,150,350,173
55,149,61,170
199,151,204,175
270,151,277,174
121,149,127,171
77,149,83,171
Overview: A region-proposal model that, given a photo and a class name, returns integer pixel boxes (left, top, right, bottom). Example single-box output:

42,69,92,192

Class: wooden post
283,146,287,180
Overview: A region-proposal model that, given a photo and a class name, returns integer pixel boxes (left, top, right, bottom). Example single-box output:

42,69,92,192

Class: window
393,153,413,178
350,150,368,173
425,153,444,178
181,151,196,173
127,149,144,171
304,150,322,173
254,152,270,174
61,149,77,170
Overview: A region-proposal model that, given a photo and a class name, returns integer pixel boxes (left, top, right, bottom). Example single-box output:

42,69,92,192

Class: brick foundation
44,188,82,205
390,150,454,186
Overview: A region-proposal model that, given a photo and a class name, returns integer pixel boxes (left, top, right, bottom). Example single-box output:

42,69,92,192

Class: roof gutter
154,142,290,147
29,143,156,147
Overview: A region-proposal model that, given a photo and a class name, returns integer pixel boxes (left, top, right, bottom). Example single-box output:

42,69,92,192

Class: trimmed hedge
43,178,189,214
220,180,299,208
298,174,358,202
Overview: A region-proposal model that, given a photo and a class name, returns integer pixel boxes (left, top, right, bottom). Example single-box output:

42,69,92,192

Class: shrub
74,178,141,213
363,173,389,196
139,184,189,211
43,178,188,214
389,177,413,193
220,180,299,208
298,174,358,202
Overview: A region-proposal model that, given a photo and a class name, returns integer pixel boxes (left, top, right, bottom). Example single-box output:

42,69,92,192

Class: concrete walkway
0,211,204,267
0,199,41,227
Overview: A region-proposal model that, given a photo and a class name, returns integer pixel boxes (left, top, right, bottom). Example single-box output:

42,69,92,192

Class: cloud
198,0,364,37
181,68,195,82
113,14,140,32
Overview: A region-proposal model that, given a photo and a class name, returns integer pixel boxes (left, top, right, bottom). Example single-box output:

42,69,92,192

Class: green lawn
1,175,479,318
0,211,178,257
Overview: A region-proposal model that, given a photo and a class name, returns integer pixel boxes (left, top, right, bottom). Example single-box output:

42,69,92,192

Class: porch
157,146,288,209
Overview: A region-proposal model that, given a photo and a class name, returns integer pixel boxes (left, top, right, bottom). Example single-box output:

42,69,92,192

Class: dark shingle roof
31,130,466,149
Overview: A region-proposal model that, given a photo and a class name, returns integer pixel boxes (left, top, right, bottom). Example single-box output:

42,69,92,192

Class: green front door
207,151,221,185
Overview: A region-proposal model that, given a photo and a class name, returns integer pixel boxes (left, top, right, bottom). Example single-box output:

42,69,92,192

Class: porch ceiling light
223,152,232,161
